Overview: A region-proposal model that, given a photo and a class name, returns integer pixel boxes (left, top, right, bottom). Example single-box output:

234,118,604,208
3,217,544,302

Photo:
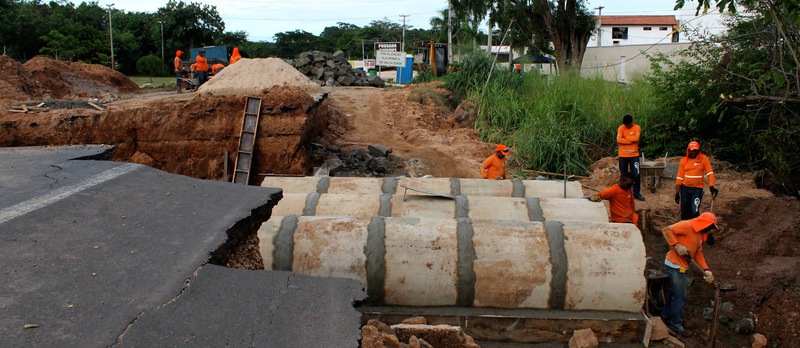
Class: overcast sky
75,0,684,42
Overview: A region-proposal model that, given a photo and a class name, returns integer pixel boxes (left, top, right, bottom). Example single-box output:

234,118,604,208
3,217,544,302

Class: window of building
659,26,669,31
643,26,652,31
612,27,628,39
672,32,680,42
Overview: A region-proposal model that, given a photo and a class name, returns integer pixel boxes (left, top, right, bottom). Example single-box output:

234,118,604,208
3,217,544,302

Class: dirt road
323,85,488,178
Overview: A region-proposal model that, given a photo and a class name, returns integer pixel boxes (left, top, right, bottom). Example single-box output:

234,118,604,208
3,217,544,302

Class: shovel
708,282,737,348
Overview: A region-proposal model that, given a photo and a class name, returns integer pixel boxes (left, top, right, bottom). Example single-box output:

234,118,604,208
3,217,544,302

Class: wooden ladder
232,96,262,185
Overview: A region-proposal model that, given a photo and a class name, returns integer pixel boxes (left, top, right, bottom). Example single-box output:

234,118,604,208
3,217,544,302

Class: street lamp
158,20,165,67
106,3,115,70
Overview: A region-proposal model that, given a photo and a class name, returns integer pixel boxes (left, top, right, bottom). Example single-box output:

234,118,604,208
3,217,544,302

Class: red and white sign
364,59,376,69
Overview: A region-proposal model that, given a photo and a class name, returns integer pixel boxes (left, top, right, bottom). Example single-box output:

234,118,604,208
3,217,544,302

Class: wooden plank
8,109,27,113
20,104,28,112
87,101,105,111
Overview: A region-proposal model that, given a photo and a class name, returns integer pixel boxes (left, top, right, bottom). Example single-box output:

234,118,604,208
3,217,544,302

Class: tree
39,30,82,61
645,0,800,196
136,54,164,82
273,30,319,58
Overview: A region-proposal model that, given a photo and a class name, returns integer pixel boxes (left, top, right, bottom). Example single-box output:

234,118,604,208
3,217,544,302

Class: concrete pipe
258,216,645,312
261,176,584,198
266,193,608,223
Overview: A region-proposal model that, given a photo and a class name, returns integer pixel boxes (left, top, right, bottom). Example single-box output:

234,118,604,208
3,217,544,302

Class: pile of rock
361,317,480,348
287,50,385,88
312,144,404,177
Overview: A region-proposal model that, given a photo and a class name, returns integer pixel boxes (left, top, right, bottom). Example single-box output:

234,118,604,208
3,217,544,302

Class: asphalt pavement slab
0,145,365,347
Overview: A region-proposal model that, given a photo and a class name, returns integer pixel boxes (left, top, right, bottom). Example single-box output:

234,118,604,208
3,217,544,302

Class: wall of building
588,24,677,47
580,43,692,83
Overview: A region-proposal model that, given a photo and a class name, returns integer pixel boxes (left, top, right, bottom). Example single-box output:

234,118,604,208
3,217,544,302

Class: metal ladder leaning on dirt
232,97,262,184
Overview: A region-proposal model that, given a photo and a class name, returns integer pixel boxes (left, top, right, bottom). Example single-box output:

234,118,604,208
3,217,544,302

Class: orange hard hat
690,212,718,234
176,50,183,57
495,144,510,153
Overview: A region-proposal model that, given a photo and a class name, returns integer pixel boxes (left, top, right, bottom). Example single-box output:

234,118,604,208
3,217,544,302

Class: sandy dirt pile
198,58,323,96
0,55,49,104
24,56,138,99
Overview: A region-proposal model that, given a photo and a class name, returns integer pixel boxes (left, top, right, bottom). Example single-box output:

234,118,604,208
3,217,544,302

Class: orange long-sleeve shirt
617,124,641,158
481,154,507,179
663,220,710,270
194,55,209,72
597,184,638,224
676,153,715,188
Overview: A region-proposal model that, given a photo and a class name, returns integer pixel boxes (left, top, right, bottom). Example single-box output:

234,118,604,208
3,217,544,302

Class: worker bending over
590,172,638,226
675,141,718,220
481,144,509,180
660,212,718,337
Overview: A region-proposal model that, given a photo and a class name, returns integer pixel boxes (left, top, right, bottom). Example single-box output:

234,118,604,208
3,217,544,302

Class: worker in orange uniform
589,172,638,226
481,144,509,180
230,47,242,64
194,50,209,87
617,114,646,201
211,63,225,75
675,141,718,220
174,50,184,93
660,212,718,337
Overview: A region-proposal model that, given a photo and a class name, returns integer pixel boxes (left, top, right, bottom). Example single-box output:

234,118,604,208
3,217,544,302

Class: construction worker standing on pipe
675,141,718,220
617,114,646,201
660,212,718,337
589,172,639,226
481,145,509,180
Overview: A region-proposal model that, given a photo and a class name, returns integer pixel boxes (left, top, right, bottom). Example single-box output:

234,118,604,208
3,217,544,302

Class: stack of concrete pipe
259,176,646,313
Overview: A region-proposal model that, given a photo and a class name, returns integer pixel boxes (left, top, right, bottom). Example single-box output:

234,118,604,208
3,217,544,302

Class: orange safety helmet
690,212,718,237
176,50,183,57
495,144,510,153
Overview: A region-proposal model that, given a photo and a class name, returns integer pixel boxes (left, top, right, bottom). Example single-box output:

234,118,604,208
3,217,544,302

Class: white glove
703,270,714,284
589,194,601,202
674,244,690,256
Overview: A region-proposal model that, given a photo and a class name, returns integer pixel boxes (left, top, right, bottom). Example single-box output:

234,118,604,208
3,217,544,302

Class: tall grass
446,55,661,176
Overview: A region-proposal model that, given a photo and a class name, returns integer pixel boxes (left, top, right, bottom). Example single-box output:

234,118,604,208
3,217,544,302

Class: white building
588,15,680,47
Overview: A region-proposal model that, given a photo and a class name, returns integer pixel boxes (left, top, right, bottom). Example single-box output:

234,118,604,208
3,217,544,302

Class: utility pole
106,3,115,70
159,20,165,66
361,39,365,60
595,6,604,47
400,15,409,51
447,0,453,64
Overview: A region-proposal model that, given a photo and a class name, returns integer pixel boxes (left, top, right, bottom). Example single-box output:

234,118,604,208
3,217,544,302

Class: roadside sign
364,59,376,69
374,42,401,52
376,51,406,67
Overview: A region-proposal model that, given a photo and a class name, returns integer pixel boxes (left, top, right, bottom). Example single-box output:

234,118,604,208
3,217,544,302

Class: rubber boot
177,85,181,93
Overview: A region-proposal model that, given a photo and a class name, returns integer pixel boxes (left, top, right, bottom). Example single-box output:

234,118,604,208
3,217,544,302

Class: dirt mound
0,55,49,104
198,58,322,96
23,56,138,99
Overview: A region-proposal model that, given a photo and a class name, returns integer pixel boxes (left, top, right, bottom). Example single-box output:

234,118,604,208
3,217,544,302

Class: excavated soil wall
0,86,327,181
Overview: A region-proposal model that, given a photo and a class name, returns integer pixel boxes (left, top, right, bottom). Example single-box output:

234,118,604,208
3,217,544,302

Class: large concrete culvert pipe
258,216,646,312
261,176,584,198
269,193,609,222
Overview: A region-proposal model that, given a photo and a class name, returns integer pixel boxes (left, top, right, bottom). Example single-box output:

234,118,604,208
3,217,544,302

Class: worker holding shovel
660,212,718,337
